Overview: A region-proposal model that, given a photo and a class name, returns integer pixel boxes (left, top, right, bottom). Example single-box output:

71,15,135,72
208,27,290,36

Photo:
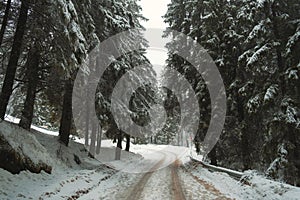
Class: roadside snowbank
0,120,53,174
186,161,300,200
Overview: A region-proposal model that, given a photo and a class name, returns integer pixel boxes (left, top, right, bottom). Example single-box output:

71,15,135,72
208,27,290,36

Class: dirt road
120,149,231,200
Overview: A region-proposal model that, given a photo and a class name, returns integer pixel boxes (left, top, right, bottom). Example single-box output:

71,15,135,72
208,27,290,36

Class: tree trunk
84,93,90,146
117,133,122,149
241,128,250,170
236,88,244,122
125,134,130,151
0,0,11,46
96,125,102,154
208,146,217,166
19,48,40,130
177,131,180,146
89,122,97,157
195,141,200,154
0,0,29,119
59,78,73,146
115,133,122,160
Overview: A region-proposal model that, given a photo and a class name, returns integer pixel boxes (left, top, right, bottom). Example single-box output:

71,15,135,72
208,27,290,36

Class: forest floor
0,118,300,200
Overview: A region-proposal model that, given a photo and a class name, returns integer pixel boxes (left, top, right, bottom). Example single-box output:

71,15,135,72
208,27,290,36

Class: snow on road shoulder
185,161,300,200
0,118,118,199
178,167,232,199
0,165,115,200
241,170,300,200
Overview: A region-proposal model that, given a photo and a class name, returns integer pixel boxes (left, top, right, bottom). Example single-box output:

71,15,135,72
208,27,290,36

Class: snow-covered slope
0,120,53,166
0,120,116,199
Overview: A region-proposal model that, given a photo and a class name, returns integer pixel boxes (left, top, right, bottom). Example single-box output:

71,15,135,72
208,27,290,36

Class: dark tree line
163,0,300,185
0,0,153,155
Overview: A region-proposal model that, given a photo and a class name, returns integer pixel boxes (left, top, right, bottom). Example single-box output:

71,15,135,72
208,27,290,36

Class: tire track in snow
159,149,187,200
124,152,167,200
171,159,186,200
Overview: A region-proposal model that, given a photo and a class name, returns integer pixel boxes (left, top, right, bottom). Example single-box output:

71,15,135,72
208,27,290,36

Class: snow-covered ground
1,118,300,199
184,159,300,200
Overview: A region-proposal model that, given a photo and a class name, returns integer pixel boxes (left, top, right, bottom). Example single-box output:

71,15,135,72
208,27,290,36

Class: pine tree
0,0,29,119
163,0,300,184
0,0,11,46
19,44,40,130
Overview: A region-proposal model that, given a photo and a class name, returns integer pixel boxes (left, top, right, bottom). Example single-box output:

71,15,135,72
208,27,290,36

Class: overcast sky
139,0,171,76
139,0,171,29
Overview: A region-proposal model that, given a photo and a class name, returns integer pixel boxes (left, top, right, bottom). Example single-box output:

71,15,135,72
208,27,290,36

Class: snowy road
77,147,232,200
119,150,187,200
116,148,231,200
2,144,300,200
26,145,229,200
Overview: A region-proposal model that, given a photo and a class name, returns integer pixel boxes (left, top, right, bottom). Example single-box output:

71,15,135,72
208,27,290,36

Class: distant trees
163,0,300,185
